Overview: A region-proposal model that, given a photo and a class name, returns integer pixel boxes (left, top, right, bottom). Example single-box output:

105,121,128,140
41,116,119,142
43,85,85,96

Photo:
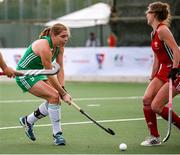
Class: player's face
54,30,69,46
146,9,155,26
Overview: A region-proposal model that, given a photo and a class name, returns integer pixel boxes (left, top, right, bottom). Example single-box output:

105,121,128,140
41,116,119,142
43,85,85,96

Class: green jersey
17,36,59,70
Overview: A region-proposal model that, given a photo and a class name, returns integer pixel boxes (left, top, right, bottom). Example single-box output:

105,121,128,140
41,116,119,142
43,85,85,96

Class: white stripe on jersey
19,53,38,68
19,77,31,90
163,42,173,61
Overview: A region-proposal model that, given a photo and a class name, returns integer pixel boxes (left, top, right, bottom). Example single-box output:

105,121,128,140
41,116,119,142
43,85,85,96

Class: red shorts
155,64,171,83
155,64,180,92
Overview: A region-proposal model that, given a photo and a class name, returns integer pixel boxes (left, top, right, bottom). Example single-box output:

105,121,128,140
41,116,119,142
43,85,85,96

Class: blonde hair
147,1,171,26
39,23,70,38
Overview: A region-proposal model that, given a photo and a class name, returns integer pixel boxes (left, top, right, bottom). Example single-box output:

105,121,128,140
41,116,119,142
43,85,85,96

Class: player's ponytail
163,4,172,27
39,27,51,38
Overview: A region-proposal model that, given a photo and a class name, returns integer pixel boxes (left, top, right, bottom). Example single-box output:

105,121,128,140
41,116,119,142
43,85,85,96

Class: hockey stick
70,100,115,136
163,78,173,143
0,63,60,76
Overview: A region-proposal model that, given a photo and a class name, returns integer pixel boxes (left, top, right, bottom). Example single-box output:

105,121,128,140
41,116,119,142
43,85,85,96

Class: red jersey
151,24,180,90
151,23,173,82
151,23,173,65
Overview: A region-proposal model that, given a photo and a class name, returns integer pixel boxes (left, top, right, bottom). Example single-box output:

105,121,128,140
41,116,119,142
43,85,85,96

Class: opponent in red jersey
141,2,180,146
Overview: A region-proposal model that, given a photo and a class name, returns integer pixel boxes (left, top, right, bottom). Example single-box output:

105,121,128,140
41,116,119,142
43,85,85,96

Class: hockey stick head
163,132,171,142
49,62,60,75
163,79,173,143
107,128,115,135
163,108,172,143
70,101,115,136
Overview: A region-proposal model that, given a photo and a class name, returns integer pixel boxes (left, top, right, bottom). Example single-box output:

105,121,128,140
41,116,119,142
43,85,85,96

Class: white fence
1,47,153,82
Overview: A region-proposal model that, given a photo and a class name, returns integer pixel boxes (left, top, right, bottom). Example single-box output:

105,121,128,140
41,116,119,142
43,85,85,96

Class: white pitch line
0,96,143,103
88,104,101,107
0,117,162,130
1,95,180,103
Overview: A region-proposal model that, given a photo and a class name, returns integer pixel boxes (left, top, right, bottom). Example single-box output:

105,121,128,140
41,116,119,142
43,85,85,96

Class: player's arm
0,52,16,77
0,52,8,70
158,26,180,68
56,47,65,87
150,53,160,80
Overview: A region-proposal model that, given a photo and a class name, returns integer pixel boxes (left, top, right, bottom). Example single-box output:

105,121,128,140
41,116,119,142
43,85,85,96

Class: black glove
168,68,179,81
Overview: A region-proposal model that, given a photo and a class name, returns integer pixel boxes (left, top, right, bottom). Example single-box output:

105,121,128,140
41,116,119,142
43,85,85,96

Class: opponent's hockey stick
70,100,115,136
163,78,173,143
0,63,60,76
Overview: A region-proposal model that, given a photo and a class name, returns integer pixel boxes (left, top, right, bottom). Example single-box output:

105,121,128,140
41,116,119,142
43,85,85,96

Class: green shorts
15,75,48,92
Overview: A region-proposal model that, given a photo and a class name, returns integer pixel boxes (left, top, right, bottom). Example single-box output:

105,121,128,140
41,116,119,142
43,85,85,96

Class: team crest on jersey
154,41,159,49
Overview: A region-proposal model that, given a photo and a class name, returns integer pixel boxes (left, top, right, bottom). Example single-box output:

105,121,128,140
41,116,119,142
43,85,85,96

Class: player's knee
143,96,152,106
49,92,60,103
151,102,162,114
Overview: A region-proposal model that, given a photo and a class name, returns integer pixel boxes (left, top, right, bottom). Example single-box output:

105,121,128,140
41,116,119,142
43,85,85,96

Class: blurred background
1,1,180,154
0,0,179,48
0,0,180,82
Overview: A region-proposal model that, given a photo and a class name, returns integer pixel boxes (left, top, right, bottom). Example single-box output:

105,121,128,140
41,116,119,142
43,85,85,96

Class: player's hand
168,68,179,81
62,93,72,105
3,67,16,78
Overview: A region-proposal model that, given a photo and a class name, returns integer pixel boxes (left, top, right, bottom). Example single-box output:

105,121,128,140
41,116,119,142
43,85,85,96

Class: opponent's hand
168,68,179,81
15,71,24,76
62,93,72,105
3,67,16,78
